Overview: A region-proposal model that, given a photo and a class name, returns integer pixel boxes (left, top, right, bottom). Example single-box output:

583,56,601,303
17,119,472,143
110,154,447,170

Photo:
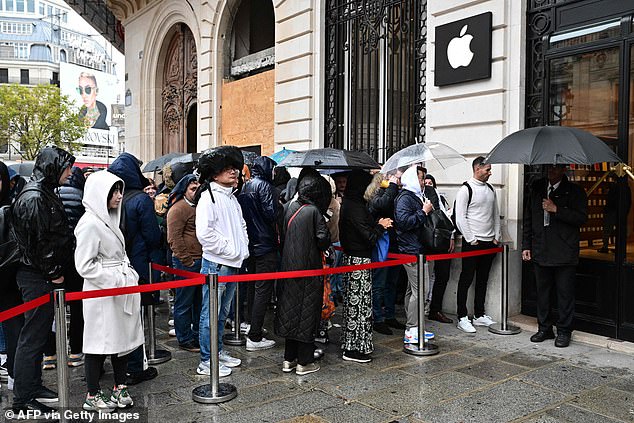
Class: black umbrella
167,152,202,167
485,126,622,165
241,150,259,167
142,152,186,172
277,148,380,170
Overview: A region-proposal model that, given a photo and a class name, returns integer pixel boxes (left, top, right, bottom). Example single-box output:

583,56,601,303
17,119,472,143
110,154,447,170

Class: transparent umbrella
381,142,466,174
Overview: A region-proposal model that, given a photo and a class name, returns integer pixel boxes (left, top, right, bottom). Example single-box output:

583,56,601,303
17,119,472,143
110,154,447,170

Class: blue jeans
172,257,202,345
372,264,400,322
199,258,238,362
330,243,344,301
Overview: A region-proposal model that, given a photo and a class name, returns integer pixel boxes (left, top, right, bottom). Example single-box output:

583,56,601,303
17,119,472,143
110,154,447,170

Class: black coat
522,176,587,266
394,185,438,255
368,182,399,252
238,157,280,257
275,182,331,342
56,166,85,230
12,147,75,279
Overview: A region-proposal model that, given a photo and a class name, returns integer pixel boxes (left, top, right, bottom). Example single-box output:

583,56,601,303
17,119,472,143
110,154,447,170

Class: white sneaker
168,319,174,327
168,328,176,337
240,322,250,334
196,360,231,377
8,376,14,390
472,315,496,327
219,350,241,367
246,337,276,351
457,317,477,333
403,327,435,344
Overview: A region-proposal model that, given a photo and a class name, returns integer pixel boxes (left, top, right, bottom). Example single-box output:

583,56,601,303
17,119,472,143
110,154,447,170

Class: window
1,22,34,35
61,12,67,23
0,0,3,11
16,0,24,13
27,0,34,13
6,0,14,12
39,1,44,14
20,69,29,84
15,42,28,58
0,68,8,83
47,5,52,15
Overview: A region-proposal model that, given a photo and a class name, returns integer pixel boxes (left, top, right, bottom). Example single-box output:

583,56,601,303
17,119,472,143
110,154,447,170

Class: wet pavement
2,303,633,422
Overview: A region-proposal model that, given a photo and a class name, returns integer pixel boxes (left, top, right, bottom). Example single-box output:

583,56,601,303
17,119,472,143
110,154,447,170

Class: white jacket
74,171,144,355
455,178,501,244
196,182,249,268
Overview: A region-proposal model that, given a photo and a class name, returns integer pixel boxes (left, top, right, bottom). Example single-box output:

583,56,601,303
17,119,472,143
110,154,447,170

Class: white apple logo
446,24,474,69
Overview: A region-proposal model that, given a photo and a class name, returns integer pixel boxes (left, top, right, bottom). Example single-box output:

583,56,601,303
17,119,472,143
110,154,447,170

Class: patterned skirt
341,255,373,354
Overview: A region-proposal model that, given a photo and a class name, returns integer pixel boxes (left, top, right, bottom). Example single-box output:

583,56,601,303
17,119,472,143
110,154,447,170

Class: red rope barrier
151,263,202,279
426,246,503,262
0,294,49,323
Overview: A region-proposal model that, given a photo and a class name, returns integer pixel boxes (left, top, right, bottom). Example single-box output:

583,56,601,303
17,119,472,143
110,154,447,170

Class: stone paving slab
569,385,634,422
520,403,626,423
516,363,615,395
456,358,530,382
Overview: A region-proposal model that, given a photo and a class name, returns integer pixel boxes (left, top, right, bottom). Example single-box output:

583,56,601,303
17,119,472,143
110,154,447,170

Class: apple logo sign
447,25,474,69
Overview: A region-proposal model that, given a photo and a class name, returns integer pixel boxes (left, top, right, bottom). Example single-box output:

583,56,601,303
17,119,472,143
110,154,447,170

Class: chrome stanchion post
192,274,237,403
223,282,245,346
53,289,69,422
404,255,438,356
146,262,172,364
489,243,521,335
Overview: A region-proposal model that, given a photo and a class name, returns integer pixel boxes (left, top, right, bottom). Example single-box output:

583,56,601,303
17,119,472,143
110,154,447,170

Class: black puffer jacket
339,170,384,258
238,157,280,257
275,174,331,342
56,166,85,230
12,146,75,279
368,182,399,252
522,176,587,266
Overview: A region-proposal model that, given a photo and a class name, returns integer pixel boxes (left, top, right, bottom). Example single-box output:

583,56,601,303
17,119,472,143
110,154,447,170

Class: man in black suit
522,164,587,347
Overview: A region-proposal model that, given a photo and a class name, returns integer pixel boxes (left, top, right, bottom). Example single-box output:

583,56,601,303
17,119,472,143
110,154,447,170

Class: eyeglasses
223,167,239,174
76,86,96,95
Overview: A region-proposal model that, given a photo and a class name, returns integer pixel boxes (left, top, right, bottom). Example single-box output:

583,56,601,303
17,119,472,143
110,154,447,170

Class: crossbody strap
287,204,308,230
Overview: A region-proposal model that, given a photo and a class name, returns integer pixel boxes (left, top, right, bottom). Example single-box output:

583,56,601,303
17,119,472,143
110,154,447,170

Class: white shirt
195,182,250,268
454,178,501,243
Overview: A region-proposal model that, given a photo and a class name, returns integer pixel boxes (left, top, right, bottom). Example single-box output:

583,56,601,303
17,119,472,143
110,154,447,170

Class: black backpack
451,181,494,236
119,189,145,255
0,187,45,269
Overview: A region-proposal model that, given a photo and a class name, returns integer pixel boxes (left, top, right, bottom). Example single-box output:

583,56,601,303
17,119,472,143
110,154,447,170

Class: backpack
451,181,494,236
0,187,46,269
120,189,145,255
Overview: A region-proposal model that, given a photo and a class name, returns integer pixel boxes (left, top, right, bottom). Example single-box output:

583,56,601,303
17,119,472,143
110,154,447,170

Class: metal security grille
325,0,427,162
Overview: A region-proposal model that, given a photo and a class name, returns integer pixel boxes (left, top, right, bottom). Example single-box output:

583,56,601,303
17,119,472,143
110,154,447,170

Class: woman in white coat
74,170,144,411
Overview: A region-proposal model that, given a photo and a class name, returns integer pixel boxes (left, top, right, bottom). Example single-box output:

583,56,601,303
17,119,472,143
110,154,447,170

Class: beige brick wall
220,70,276,155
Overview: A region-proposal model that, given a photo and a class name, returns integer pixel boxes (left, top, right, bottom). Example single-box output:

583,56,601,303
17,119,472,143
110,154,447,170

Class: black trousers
246,251,278,342
85,353,128,395
533,264,576,334
0,266,24,379
429,258,451,315
456,241,497,319
284,339,314,366
13,268,54,405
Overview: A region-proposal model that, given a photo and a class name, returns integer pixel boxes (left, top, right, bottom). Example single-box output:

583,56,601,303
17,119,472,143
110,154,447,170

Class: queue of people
0,146,587,413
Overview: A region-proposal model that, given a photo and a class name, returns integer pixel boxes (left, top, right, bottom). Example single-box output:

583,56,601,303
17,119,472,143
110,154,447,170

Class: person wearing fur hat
195,146,249,377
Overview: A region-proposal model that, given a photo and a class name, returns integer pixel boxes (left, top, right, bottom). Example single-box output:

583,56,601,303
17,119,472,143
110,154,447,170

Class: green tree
0,84,87,160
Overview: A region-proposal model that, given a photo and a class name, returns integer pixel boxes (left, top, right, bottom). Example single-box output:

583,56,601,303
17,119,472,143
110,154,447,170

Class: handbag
421,209,453,253
371,230,390,262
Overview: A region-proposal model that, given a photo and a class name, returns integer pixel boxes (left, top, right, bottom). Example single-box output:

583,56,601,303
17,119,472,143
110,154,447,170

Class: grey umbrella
8,161,35,177
485,126,622,165
277,148,380,170
142,152,186,172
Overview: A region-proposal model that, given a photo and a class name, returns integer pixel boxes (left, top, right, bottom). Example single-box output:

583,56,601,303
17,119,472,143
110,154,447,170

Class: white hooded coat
74,171,144,355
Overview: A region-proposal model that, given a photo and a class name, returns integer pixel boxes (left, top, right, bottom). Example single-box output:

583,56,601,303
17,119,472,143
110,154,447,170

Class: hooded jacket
74,170,143,354
12,146,75,279
56,166,85,230
394,166,429,255
339,170,384,258
238,156,280,257
275,174,331,342
108,153,161,283
167,174,202,266
0,161,11,207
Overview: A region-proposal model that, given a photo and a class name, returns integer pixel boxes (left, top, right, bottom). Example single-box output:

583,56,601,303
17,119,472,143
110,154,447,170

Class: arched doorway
162,24,197,154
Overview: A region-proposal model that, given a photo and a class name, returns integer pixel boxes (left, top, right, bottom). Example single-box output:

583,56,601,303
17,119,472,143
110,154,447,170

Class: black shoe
125,366,158,385
342,350,372,363
34,386,58,403
555,332,571,348
428,311,454,324
385,318,406,330
13,399,56,414
179,340,201,352
530,330,555,343
373,321,393,335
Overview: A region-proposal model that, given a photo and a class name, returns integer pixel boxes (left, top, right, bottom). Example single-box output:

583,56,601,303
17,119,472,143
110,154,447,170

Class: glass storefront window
627,45,634,264
550,19,621,49
549,47,620,261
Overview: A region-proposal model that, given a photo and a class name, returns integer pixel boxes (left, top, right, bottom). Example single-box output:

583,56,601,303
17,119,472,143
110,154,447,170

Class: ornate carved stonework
162,24,198,154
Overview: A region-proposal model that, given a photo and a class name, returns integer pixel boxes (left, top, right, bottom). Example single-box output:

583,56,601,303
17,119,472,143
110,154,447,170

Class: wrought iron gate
325,0,427,162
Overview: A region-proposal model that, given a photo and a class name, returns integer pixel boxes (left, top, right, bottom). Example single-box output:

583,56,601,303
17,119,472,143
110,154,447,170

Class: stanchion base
403,342,439,356
488,323,522,335
223,333,246,346
192,383,237,404
147,348,172,365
